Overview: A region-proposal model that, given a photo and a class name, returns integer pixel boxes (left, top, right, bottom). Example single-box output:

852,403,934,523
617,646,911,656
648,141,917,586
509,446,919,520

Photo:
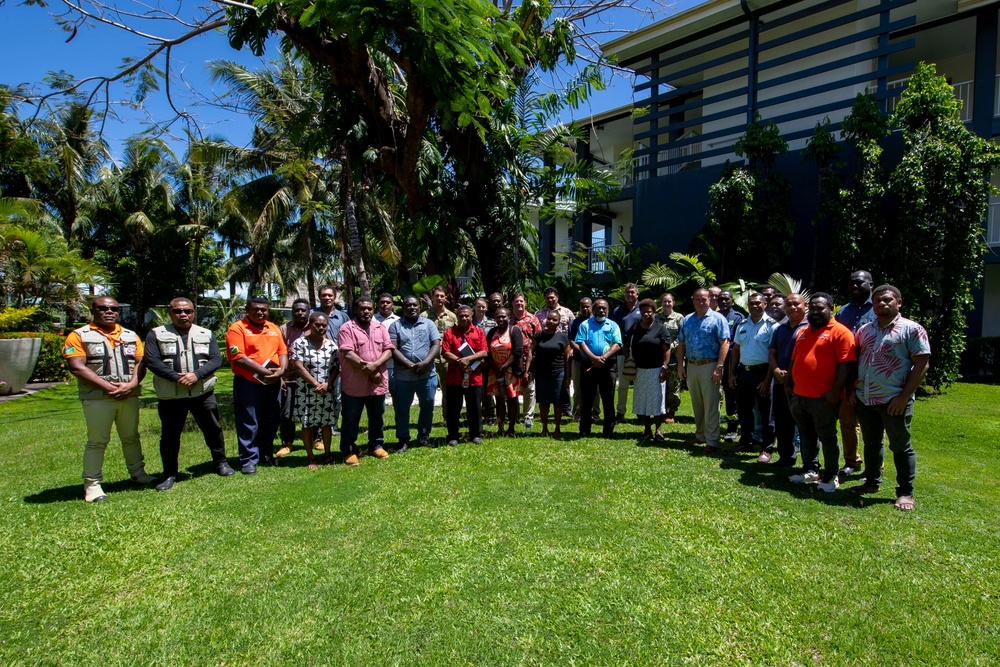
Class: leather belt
741,363,769,371
688,359,717,365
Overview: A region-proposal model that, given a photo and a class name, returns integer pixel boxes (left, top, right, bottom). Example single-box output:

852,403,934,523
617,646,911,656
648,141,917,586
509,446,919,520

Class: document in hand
457,341,481,371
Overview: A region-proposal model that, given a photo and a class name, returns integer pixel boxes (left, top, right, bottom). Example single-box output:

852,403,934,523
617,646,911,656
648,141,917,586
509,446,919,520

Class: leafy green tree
802,117,844,287
887,63,1000,388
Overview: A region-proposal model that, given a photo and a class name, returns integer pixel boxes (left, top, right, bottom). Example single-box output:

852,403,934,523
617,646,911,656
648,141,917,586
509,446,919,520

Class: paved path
0,382,62,404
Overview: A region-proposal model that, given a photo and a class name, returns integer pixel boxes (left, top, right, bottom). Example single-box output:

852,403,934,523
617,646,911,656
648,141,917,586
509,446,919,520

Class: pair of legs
302,424,333,469
789,395,839,482
735,364,774,455
686,362,721,450
446,385,483,443
521,372,536,426
661,364,681,422
495,393,519,436
81,396,147,483
721,352,738,439
770,382,798,466
157,392,228,477
571,361,600,421
615,355,632,419
839,399,863,470
855,400,917,509
580,364,616,437
278,382,299,454
340,393,387,463
233,376,281,467
394,373,438,445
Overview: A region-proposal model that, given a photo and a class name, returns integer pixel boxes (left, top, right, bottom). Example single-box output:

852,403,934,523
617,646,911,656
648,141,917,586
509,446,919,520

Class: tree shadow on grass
24,479,156,504
636,430,710,457
718,454,895,508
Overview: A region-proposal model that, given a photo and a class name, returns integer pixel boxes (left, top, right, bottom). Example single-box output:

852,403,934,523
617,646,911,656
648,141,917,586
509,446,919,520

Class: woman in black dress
624,299,672,440
531,311,571,438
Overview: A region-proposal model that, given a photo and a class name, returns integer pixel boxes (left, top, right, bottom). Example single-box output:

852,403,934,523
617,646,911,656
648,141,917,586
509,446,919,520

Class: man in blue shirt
768,293,807,467
575,298,622,438
717,290,745,442
729,293,777,461
676,289,731,454
834,270,875,476
389,296,442,451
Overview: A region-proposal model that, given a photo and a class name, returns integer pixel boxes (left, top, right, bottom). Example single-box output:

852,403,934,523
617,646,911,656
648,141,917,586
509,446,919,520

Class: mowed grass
1,370,998,666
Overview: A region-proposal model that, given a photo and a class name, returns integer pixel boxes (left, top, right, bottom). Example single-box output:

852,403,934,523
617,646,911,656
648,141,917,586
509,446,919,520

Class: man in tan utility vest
144,297,233,491
63,296,155,503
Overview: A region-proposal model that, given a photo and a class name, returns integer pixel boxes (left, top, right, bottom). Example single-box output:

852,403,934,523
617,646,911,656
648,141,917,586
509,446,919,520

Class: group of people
63,273,929,512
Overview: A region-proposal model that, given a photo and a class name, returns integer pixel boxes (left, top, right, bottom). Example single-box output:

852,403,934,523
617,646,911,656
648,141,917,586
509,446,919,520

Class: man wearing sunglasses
144,297,233,491
64,296,156,502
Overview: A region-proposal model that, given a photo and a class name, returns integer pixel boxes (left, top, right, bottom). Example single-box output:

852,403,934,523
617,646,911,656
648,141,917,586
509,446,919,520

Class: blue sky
1,1,699,158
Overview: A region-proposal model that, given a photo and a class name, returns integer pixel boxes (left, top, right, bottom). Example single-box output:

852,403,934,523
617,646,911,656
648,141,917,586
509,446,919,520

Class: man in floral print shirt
849,285,931,511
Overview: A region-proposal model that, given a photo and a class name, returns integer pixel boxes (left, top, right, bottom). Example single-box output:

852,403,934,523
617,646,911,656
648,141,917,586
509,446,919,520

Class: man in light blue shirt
676,289,731,453
574,298,622,438
388,296,441,451
729,293,777,461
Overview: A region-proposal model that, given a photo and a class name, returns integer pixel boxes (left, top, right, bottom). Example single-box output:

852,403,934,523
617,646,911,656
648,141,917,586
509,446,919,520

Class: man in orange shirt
786,292,856,493
63,296,156,502
226,295,288,475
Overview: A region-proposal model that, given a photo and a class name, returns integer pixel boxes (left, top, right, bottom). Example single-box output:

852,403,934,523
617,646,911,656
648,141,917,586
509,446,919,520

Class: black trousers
446,385,483,441
580,363,617,437
158,392,227,476
736,363,774,450
771,381,797,464
279,382,299,444
722,350,738,421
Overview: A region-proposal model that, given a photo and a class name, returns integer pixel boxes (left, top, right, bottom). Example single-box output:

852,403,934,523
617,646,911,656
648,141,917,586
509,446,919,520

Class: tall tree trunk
190,233,202,308
339,152,370,300
304,216,317,304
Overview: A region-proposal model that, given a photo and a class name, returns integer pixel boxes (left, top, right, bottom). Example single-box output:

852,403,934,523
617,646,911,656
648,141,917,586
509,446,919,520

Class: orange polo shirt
63,323,144,359
226,318,287,381
791,320,855,399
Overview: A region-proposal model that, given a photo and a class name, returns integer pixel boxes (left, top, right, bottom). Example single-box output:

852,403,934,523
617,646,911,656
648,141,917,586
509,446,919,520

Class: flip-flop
654,432,665,441
895,496,915,511
307,463,319,471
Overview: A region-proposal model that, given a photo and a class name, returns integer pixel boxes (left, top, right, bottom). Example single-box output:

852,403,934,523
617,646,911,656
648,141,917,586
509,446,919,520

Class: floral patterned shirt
855,315,931,406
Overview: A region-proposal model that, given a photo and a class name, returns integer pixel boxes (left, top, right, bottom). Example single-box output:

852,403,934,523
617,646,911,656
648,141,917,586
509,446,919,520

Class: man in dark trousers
145,297,234,490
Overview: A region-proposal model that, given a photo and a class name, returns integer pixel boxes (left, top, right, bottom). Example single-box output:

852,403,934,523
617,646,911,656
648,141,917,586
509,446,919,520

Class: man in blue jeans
389,296,442,452
849,285,930,511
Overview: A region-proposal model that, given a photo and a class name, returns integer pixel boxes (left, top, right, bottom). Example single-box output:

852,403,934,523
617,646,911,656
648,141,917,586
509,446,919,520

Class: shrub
0,306,39,332
0,332,71,382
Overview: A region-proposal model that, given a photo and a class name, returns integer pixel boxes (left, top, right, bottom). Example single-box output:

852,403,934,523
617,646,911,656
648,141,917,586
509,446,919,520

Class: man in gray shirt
389,295,442,451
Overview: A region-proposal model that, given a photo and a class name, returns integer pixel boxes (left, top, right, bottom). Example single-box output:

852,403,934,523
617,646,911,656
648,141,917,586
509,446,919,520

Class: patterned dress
290,336,340,428
487,329,522,398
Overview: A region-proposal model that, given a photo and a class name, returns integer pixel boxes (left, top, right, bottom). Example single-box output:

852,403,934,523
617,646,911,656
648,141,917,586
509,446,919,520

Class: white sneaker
789,470,820,484
131,471,157,484
84,480,107,503
524,417,533,430
817,477,840,493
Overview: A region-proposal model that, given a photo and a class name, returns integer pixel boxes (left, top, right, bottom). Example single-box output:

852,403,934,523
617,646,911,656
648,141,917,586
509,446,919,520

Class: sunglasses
171,308,195,315
94,305,120,312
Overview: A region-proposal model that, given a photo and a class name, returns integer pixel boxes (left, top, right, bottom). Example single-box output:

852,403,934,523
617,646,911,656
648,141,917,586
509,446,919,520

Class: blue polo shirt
678,310,730,362
770,320,807,370
388,316,441,382
574,317,622,358
314,307,351,342
835,300,874,333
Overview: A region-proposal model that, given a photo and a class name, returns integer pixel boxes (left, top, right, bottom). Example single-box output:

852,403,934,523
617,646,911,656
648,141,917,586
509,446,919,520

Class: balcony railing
988,202,1000,247
884,77,973,122
554,240,609,274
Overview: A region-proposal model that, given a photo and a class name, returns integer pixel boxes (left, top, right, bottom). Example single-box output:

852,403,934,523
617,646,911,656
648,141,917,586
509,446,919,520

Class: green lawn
1,371,998,666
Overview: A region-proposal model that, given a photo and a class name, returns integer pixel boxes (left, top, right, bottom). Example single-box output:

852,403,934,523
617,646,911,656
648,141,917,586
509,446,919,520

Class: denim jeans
789,394,840,481
394,373,438,442
856,399,917,497
340,393,386,456
233,375,281,466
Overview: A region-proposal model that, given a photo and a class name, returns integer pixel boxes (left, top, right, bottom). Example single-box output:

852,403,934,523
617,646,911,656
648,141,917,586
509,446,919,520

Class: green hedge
960,337,1000,383
0,332,72,382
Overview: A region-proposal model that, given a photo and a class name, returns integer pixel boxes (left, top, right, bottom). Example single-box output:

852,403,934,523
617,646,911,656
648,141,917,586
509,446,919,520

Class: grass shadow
24,479,156,504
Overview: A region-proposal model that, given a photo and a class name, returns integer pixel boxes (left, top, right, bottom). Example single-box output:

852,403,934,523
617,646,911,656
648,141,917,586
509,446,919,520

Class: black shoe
261,455,279,467
155,476,176,492
241,464,257,475
472,437,483,445
447,440,459,447
775,458,797,468
839,464,862,476
216,461,235,476
396,442,409,454
417,439,430,448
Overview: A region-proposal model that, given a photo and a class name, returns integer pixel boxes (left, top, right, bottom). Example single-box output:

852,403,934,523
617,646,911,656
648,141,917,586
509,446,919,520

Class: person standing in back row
145,297,233,492
612,283,641,422
834,270,876,477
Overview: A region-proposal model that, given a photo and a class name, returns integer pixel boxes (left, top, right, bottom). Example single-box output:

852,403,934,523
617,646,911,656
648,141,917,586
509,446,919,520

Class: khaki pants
522,372,535,422
687,363,721,447
839,399,862,466
81,397,145,482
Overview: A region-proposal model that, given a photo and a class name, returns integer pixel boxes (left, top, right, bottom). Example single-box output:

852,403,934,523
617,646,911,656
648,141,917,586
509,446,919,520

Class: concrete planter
0,337,42,395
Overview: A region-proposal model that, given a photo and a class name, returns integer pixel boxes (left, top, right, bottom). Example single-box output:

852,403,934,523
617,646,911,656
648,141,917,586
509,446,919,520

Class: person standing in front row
277,299,311,458
534,287,575,419
511,293,539,430
486,308,523,437
675,288,730,455
145,296,233,492
226,296,288,475
532,310,572,439
290,311,340,469
626,299,672,441
767,293,807,467
338,298,395,466
575,298,622,439
421,285,457,407
64,296,156,502
656,292,684,424
849,285,930,511
442,305,489,446
389,296,442,451
729,292,777,462
612,283,641,423
316,284,350,434
786,293,856,492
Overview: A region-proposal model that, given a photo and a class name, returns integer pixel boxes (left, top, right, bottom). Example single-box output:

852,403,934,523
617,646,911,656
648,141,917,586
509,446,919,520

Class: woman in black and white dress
290,311,340,468
624,299,672,441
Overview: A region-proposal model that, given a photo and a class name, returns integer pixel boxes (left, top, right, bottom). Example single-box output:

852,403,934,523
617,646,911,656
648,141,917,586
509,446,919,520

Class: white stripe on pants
686,363,721,447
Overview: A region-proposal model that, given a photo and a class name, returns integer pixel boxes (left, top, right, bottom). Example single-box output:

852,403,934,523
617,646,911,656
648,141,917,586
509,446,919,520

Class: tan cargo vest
151,324,218,399
75,325,140,400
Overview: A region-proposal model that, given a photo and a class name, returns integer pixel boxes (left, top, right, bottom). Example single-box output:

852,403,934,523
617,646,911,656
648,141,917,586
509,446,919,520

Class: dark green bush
960,337,1000,383
0,332,72,382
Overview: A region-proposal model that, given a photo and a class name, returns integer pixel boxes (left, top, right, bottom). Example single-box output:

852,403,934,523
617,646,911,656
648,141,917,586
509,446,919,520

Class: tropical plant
766,272,811,302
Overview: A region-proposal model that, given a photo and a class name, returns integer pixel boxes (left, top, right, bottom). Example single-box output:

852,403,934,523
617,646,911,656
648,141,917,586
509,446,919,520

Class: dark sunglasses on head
171,308,195,314
94,305,120,312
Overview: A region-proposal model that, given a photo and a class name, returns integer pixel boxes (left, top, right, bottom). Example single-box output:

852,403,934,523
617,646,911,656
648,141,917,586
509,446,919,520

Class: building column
973,5,999,138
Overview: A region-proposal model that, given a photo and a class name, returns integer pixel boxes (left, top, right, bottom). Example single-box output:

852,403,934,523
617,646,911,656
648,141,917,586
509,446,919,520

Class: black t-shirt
533,331,569,378
626,321,671,369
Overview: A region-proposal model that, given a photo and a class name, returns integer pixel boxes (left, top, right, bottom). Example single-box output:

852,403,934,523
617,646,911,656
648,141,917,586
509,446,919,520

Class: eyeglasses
94,305,120,312
171,308,195,315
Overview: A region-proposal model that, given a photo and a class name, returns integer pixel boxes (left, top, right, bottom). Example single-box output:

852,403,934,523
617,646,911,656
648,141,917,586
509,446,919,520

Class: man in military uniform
63,296,156,503
144,297,234,491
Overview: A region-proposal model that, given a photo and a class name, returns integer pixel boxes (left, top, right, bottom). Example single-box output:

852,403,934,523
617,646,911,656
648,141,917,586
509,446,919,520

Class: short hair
639,298,657,311
873,284,902,301
247,295,269,307
377,292,394,302
543,287,558,296
308,310,327,324
401,294,419,305
768,294,786,304
490,292,504,301
512,292,526,301
291,298,311,309
494,307,509,318
169,296,193,307
624,282,638,292
579,296,592,305
318,284,336,295
719,290,733,298
693,288,709,298
430,285,448,296
456,304,472,314
810,292,833,307
748,292,765,302
354,297,374,309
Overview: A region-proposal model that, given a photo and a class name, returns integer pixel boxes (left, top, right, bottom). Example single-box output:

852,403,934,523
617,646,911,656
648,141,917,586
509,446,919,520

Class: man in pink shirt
337,297,395,466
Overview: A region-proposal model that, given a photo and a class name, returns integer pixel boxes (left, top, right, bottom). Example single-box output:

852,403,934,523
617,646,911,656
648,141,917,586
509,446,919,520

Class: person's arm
195,336,223,379
769,347,786,384
108,355,145,399
415,339,441,375
563,340,572,387
887,354,930,415
823,361,853,407
142,332,180,381
659,342,671,383
675,341,687,380
728,342,741,389
68,356,120,395
713,338,730,385
292,358,320,390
